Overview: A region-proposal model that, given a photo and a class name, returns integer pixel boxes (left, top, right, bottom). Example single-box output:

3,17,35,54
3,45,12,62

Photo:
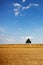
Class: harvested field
0,44,43,65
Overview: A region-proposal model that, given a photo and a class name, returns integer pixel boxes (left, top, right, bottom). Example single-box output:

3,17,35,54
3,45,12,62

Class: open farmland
0,44,43,65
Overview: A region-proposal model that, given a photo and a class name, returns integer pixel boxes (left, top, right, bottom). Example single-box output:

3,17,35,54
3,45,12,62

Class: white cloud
13,2,39,16
14,8,20,16
22,0,26,2
22,36,33,40
22,3,32,10
33,3,39,7
14,11,19,16
22,3,39,10
0,34,16,44
14,3,22,7
14,9,18,11
13,3,22,16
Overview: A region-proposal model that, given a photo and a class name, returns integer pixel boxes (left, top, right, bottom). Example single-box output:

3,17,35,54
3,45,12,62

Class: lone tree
26,38,31,44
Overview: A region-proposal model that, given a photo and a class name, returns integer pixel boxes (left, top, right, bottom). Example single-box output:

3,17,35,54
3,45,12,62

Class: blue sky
0,0,43,44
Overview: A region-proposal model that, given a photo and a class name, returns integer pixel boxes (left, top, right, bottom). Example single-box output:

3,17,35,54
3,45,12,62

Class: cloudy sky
0,0,43,44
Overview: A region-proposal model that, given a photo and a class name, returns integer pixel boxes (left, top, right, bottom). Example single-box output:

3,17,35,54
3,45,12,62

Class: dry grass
0,44,43,65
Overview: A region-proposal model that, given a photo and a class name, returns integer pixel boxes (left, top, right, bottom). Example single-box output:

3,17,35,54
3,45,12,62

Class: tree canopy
26,39,31,44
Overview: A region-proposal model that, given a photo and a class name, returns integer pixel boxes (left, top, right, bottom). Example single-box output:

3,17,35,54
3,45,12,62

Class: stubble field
0,44,43,65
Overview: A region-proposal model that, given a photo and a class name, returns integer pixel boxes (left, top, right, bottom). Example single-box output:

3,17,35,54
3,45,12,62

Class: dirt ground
0,44,43,65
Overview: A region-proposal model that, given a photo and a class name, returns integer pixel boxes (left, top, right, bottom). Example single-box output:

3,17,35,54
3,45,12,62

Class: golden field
0,44,43,65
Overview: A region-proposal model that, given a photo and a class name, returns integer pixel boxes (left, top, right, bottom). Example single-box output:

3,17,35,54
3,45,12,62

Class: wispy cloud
22,36,33,40
13,2,39,16
22,0,26,2
0,27,16,44
13,3,22,16
14,11,19,16
22,3,32,10
0,34,16,44
33,3,39,7
14,3,22,7
22,3,39,10
14,9,18,11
